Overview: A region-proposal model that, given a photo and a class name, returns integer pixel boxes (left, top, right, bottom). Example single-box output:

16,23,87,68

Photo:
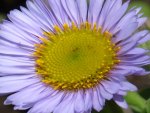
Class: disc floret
34,22,120,91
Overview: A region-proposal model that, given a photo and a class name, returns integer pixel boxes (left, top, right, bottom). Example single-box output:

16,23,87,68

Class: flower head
0,0,150,113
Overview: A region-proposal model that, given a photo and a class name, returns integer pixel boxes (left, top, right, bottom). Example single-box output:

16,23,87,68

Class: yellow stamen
34,22,120,91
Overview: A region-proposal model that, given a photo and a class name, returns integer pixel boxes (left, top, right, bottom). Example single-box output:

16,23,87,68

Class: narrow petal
0,57,34,67
101,80,120,94
111,9,136,34
130,30,149,42
138,33,150,44
61,0,79,25
33,0,60,27
28,92,65,113
0,77,39,94
74,91,84,113
0,66,34,75
76,0,87,23
118,41,137,55
26,0,54,31
113,95,128,108
0,45,31,57
8,9,42,36
126,48,148,55
84,90,92,110
104,0,129,32
4,83,51,110
88,0,104,24
0,22,38,47
120,81,137,91
137,17,147,27
53,93,74,113
48,0,70,24
92,87,104,112
98,85,113,100
98,0,112,26
115,22,138,42
121,55,150,66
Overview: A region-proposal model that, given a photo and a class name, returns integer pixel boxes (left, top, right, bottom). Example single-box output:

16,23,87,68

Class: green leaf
125,92,146,113
146,99,150,113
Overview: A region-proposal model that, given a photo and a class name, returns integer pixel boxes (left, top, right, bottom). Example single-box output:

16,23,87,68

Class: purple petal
48,0,70,24
48,0,65,24
74,91,84,113
126,48,148,55
120,81,137,91
60,0,79,25
121,55,150,65
117,90,127,96
104,0,129,32
84,90,92,110
76,0,87,23
101,80,120,94
0,22,39,47
131,30,149,42
4,83,51,109
113,94,128,108
92,87,103,112
26,0,54,31
53,93,74,113
8,9,42,36
115,65,148,76
98,0,112,26
137,17,147,27
138,33,150,44
20,6,51,32
110,9,136,34
88,0,104,24
0,77,39,94
115,22,138,42
98,85,113,100
134,7,142,14
0,45,31,56
28,91,65,113
0,56,34,67
0,66,34,76
118,41,137,55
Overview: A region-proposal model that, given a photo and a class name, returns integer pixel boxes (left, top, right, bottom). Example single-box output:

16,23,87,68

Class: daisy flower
0,0,150,113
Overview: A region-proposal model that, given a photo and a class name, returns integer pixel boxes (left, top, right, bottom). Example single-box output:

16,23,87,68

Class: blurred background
0,0,150,113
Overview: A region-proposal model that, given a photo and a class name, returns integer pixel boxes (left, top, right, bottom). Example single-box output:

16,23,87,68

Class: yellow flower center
34,22,120,91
